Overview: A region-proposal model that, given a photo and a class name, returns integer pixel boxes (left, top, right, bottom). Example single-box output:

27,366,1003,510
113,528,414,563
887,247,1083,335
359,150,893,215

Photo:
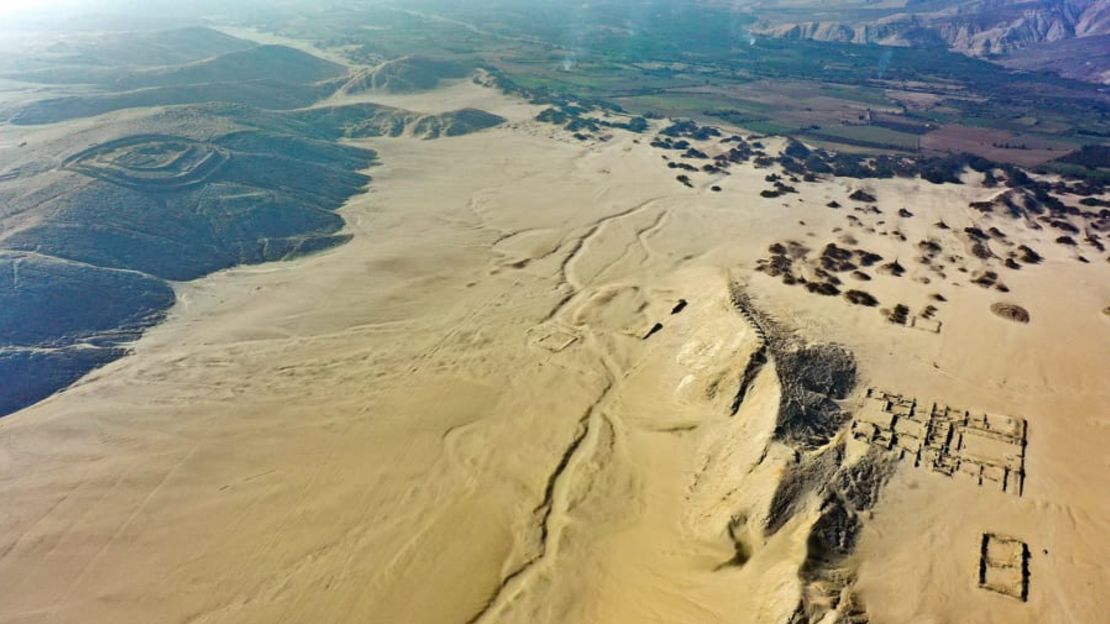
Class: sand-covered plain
1,81,1108,623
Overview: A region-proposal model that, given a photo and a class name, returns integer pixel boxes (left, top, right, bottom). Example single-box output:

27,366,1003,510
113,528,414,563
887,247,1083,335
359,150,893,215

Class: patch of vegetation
1056,145,1110,170
845,290,879,307
803,125,922,151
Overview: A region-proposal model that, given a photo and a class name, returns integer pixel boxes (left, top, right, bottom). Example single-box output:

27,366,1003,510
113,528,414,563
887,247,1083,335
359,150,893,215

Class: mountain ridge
748,0,1110,82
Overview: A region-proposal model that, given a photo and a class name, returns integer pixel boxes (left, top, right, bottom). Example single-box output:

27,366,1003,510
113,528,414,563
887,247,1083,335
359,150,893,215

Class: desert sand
1,80,1108,624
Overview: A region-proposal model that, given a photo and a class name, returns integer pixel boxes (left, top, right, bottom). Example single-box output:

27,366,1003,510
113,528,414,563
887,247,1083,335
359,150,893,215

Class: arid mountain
338,56,471,95
16,26,253,68
113,44,347,90
749,0,1110,82
295,104,507,139
997,32,1110,82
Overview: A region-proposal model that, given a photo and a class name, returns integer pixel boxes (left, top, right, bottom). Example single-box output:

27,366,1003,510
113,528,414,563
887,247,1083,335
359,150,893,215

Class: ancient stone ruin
64,135,230,191
979,533,1030,601
851,389,1026,496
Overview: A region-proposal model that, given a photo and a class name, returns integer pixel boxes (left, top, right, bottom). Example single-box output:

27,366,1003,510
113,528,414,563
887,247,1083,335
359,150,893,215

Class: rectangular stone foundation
979,533,1029,601
851,389,1027,495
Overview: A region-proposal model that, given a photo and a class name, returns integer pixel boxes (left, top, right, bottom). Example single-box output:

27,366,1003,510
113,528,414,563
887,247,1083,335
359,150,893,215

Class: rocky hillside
338,56,470,94
293,104,506,140
750,0,1110,81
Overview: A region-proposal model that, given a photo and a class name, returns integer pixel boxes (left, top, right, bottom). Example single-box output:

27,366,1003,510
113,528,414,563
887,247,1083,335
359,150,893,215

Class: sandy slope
0,82,1107,623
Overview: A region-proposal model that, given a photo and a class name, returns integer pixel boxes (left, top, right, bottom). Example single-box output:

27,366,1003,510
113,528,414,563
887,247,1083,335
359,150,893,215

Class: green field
804,125,923,150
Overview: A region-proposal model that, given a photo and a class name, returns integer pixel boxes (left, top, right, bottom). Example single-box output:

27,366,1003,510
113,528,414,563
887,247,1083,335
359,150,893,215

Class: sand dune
0,81,1107,623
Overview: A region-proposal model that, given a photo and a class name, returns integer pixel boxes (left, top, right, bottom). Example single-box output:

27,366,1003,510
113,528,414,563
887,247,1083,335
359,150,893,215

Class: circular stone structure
63,135,229,191
990,302,1031,324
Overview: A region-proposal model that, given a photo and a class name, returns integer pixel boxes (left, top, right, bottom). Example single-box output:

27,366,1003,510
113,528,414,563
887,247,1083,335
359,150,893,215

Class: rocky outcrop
727,287,896,623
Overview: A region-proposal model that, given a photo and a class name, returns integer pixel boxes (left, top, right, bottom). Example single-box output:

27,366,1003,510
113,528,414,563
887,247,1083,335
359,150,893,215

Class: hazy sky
0,0,235,29
0,0,76,18
0,0,69,10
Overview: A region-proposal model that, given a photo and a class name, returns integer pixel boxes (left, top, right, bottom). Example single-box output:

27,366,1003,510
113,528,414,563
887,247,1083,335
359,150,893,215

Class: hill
293,104,506,139
998,33,1110,83
5,44,348,91
116,45,348,90
1,43,350,125
35,26,253,68
4,80,335,125
0,104,376,416
0,253,174,416
338,56,470,94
